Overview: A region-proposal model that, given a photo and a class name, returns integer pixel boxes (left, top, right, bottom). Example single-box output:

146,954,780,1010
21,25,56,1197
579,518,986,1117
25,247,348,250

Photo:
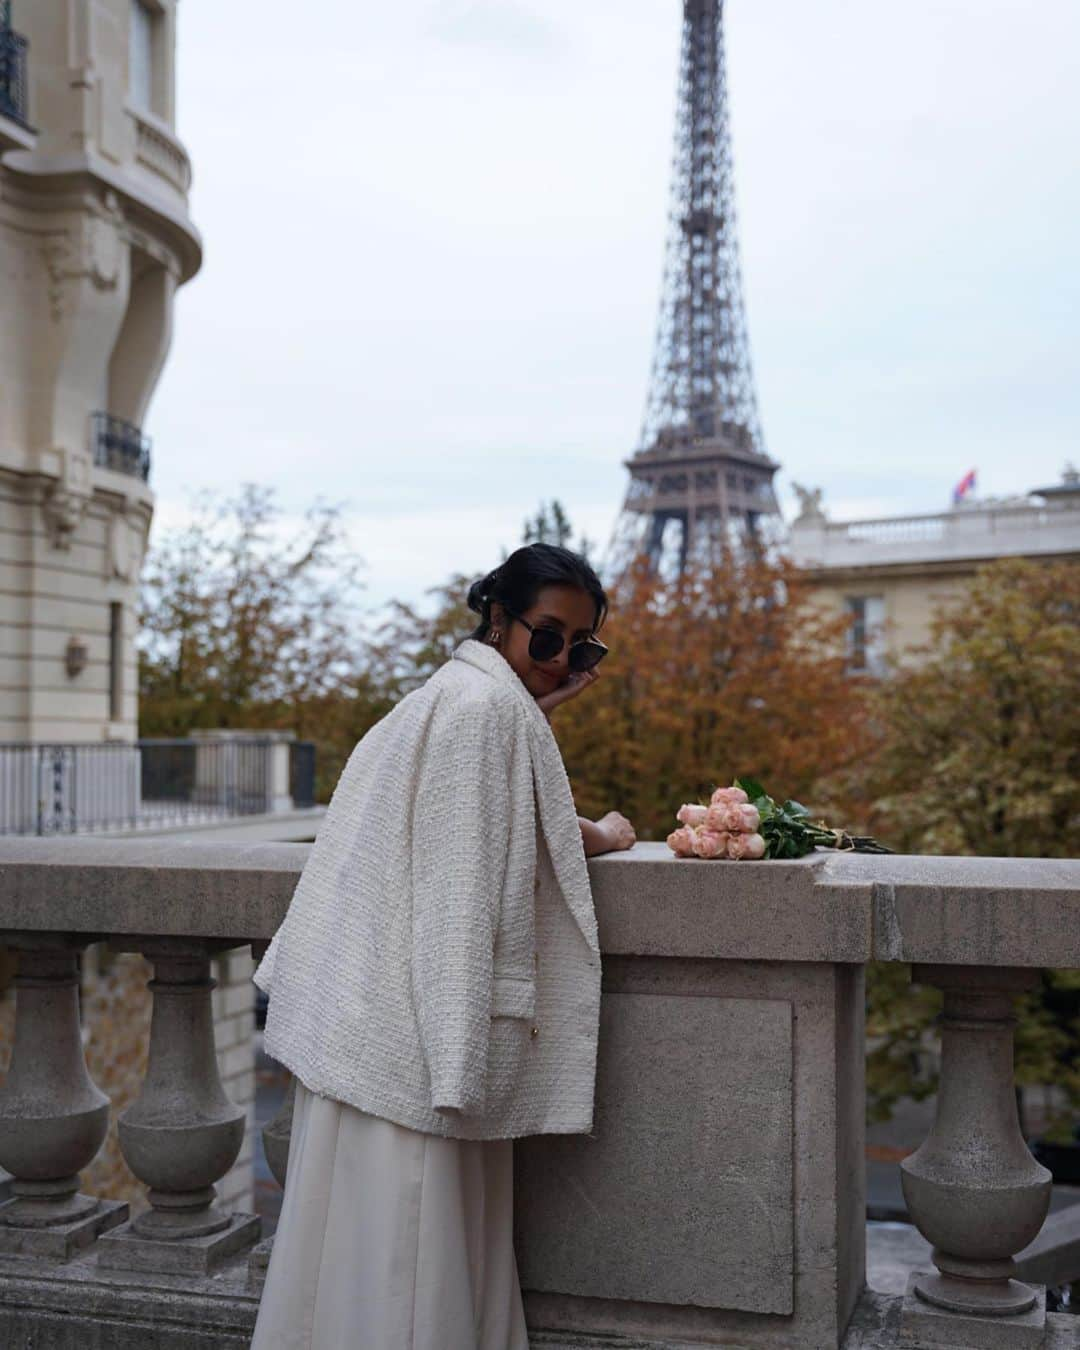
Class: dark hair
466,543,608,640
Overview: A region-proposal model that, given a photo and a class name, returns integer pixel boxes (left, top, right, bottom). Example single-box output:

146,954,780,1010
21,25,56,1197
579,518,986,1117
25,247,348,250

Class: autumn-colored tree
554,549,875,839
365,575,477,701
861,557,1080,857
857,558,1080,1131
138,485,381,798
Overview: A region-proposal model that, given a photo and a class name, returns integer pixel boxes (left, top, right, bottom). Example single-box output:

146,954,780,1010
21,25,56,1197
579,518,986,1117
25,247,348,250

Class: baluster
261,1071,295,1191
900,965,1052,1344
248,1070,295,1290
0,935,127,1258
98,939,259,1275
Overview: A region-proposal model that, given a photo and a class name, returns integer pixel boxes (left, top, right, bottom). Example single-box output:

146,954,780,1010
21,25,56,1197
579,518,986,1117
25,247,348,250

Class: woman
250,542,635,1350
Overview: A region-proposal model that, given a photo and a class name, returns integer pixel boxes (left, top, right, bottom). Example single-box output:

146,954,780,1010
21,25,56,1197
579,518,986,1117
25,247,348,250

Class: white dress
250,1076,531,1350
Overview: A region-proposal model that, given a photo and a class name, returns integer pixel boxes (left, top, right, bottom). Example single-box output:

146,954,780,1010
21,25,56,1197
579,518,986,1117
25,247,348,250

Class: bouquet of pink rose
667,776,892,861
666,785,766,861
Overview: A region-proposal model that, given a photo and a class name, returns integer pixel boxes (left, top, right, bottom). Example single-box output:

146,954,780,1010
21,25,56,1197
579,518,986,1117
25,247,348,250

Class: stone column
99,939,259,1275
265,735,294,814
0,935,127,1258
900,965,1052,1344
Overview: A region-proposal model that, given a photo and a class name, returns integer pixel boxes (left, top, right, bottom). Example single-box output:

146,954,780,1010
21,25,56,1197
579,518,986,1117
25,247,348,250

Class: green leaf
734,775,767,803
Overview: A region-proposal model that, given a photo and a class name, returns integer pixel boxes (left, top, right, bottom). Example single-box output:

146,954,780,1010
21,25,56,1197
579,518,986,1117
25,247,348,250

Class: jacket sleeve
410,699,513,1116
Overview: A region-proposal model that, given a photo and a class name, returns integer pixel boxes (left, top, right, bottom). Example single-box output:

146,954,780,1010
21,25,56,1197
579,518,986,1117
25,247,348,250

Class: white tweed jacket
253,638,603,1139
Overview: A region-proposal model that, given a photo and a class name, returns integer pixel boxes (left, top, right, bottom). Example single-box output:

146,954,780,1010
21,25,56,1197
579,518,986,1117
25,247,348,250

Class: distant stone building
788,468,1080,673
0,0,200,745
0,1,263,1218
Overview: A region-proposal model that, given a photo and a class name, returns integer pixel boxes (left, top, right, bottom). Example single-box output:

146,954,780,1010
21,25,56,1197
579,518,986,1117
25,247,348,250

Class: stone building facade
0,0,200,744
0,3,262,1215
788,469,1080,673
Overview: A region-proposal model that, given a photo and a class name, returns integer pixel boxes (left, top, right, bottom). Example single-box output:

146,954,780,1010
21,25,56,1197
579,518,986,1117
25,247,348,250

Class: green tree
857,559,1080,1128
861,558,1080,857
523,498,594,560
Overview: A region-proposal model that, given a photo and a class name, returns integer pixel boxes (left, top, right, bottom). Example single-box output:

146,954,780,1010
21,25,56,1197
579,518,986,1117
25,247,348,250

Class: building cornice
795,551,1080,586
0,146,201,281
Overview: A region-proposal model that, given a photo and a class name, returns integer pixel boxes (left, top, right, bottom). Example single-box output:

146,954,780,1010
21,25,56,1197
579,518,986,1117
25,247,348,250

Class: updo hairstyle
466,543,608,641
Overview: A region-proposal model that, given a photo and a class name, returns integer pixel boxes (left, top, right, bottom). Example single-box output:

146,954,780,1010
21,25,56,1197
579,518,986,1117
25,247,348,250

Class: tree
139,484,367,731
366,574,477,700
856,558,1080,1130
554,550,875,840
523,499,594,561
859,558,1080,857
138,484,379,798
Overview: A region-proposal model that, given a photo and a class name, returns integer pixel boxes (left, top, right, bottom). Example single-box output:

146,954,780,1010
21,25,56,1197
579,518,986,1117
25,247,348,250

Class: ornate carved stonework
107,511,147,581
39,194,125,322
792,483,827,524
41,486,88,550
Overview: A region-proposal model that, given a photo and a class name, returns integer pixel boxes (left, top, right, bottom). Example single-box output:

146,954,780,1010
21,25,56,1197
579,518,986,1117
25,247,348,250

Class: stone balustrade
0,840,1077,1349
787,496,1080,571
133,109,194,196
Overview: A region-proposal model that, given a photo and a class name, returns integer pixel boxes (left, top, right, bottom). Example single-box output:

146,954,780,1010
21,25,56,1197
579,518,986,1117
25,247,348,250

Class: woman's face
491,584,599,700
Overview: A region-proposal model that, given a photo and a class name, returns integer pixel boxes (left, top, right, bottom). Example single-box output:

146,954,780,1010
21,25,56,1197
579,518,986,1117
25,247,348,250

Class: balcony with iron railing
0,4,31,149
0,842,1077,1348
90,412,152,482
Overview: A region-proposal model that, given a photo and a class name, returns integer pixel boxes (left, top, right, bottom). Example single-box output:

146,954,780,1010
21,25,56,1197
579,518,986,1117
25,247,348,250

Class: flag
952,468,976,505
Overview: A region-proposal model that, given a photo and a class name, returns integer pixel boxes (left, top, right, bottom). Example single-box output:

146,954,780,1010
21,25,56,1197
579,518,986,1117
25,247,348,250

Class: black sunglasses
503,611,608,673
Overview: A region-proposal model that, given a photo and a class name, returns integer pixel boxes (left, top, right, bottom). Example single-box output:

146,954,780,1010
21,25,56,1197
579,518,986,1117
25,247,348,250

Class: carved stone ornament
85,195,124,290
792,483,827,524
108,514,136,581
39,196,124,322
41,487,88,550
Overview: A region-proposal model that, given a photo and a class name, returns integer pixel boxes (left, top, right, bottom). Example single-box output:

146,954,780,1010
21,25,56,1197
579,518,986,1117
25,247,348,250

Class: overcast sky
149,0,1080,610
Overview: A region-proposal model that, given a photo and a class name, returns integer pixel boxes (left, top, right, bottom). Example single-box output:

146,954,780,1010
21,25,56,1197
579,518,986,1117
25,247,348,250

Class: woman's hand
580,811,636,857
535,667,600,718
597,811,636,852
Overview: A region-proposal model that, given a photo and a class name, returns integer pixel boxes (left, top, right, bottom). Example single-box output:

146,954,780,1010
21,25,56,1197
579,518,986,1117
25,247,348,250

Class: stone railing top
787,497,1080,571
0,839,1078,970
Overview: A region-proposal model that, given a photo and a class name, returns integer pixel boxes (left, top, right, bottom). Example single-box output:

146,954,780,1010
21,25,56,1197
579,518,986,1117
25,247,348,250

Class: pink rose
666,827,696,858
676,803,709,828
692,829,728,859
705,802,744,833
727,832,766,861
711,785,749,806
738,804,761,832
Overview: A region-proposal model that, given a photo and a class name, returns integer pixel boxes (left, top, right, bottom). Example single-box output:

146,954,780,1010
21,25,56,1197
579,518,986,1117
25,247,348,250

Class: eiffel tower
610,0,780,575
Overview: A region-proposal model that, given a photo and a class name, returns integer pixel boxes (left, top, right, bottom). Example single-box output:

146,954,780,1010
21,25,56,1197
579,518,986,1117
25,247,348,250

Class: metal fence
0,740,316,835
90,412,152,481
0,16,29,128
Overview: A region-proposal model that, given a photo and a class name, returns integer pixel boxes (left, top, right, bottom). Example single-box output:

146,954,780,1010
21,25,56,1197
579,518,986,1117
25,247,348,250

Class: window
845,595,885,675
129,1,154,111
109,602,123,720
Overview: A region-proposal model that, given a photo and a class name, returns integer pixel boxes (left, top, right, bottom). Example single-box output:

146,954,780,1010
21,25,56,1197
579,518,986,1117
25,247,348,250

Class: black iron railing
0,14,29,128
91,412,151,481
0,739,317,835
